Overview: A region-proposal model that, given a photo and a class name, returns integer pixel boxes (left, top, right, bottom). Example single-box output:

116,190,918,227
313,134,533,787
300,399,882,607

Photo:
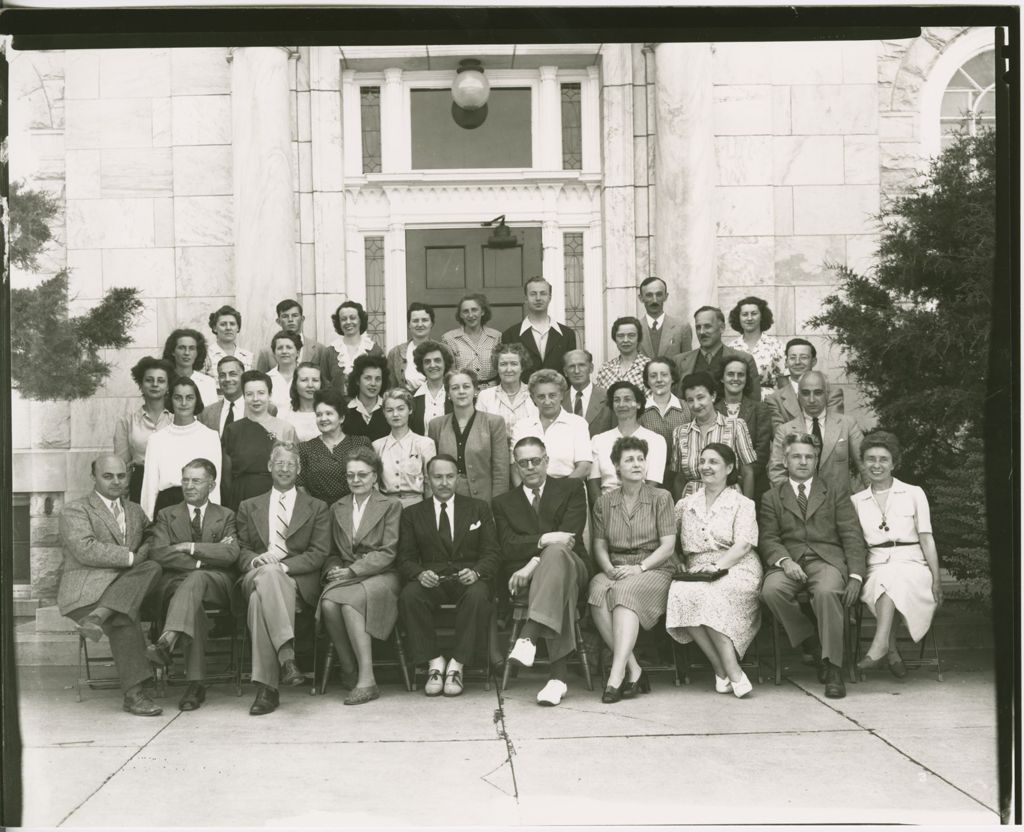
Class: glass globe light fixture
451,59,490,110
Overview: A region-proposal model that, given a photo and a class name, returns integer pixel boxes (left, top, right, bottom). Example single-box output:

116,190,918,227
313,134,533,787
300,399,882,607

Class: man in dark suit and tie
562,349,613,437
491,437,591,706
759,433,867,699
236,441,331,715
637,277,692,359
145,458,240,711
58,455,164,715
765,338,844,431
671,306,761,400
501,276,577,376
397,454,500,697
199,356,249,434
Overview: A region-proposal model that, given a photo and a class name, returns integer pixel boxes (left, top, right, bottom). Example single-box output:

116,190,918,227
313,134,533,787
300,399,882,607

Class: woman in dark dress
341,353,391,443
298,388,372,506
221,370,297,511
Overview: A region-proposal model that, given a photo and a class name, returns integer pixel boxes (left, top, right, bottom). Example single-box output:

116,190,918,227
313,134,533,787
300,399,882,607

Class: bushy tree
809,129,995,598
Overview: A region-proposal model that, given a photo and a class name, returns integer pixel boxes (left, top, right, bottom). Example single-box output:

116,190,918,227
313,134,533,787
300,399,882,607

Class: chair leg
755,626,765,685
931,628,944,682
76,635,84,702
393,628,414,692
855,603,866,681
501,618,523,692
574,618,594,692
771,614,782,686
843,610,856,684
319,648,334,696
233,620,243,696
671,641,683,687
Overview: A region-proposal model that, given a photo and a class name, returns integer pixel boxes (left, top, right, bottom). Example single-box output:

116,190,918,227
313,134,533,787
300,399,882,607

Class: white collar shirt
520,317,560,359
789,477,813,499
219,396,241,435
646,313,666,331
803,409,828,431
432,495,454,531
571,381,594,415
185,501,210,526
522,480,545,506
352,493,372,534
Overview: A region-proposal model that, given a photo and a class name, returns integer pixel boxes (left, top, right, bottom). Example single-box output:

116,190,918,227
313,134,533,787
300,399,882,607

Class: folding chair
677,619,767,686
854,601,943,681
767,591,857,686
314,628,414,695
76,620,158,701
500,594,594,692
152,604,244,697
408,601,499,691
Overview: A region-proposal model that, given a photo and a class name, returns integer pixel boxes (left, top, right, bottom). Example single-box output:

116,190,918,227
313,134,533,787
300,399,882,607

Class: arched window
938,49,995,151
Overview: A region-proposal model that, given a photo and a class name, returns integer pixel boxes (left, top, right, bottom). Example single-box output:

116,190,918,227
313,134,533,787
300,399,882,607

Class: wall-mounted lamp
482,215,518,249
452,59,490,129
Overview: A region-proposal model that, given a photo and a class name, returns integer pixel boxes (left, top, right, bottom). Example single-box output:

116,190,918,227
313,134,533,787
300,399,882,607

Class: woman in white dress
852,431,943,677
666,443,761,698
266,331,302,415
280,361,322,442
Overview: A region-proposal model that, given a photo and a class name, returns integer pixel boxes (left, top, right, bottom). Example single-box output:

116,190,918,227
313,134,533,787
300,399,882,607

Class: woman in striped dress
588,435,678,703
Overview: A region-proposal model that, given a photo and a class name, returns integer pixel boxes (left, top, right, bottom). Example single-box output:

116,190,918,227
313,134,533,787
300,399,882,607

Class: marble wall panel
170,95,232,145
176,247,235,299
30,515,62,549
65,149,101,199
65,52,100,100
170,48,231,95
123,298,162,352
309,90,344,192
844,136,880,184
99,148,173,198
601,84,635,188
879,114,917,140
66,250,103,299
772,135,844,185
300,242,316,297
172,145,232,196
791,85,878,135
601,186,636,288
711,42,771,85
715,136,772,186
30,402,71,450
312,192,345,295
99,49,171,99
66,99,153,149
713,85,772,135
775,235,846,285
30,546,63,606
793,285,838,333
769,41,844,85
841,41,879,84
69,397,131,448
773,187,793,235
173,195,233,247
792,185,880,235
98,347,157,398
175,296,236,333
298,142,313,193
846,234,880,275
66,199,155,249
152,98,172,147
772,87,792,136
773,285,796,336
13,451,67,494
716,236,775,287
714,186,773,236
11,392,32,450
103,248,176,297
66,451,100,500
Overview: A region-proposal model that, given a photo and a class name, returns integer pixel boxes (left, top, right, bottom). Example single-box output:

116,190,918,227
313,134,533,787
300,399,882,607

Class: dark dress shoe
146,640,173,668
824,664,846,699
887,650,908,679
178,682,206,711
249,684,280,716
601,682,624,704
123,686,163,716
816,659,830,684
76,615,105,643
280,659,305,687
622,670,651,699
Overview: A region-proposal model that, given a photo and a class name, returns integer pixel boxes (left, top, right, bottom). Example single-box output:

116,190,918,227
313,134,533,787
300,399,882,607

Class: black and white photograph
1,6,1014,828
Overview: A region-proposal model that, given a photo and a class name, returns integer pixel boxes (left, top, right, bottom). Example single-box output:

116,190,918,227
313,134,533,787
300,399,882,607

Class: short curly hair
527,368,568,396
610,435,649,467
346,353,390,399
717,357,755,399
208,305,242,332
444,368,480,394
701,442,740,486
605,380,646,413
331,300,369,335
680,371,719,401
270,330,303,354
643,357,679,389
313,388,347,417
610,316,643,344
454,293,493,327
413,340,454,376
493,341,533,379
130,356,174,392
727,296,774,334
162,328,208,373
345,445,383,481
861,430,902,468
169,375,206,415
241,369,273,396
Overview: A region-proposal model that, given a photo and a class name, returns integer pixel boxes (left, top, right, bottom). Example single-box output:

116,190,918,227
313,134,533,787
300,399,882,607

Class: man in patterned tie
236,441,331,715
758,433,867,699
145,458,240,711
561,349,613,438
57,455,164,715
491,437,592,706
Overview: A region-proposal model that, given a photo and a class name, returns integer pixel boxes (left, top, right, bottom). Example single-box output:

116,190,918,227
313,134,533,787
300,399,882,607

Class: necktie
797,483,808,517
438,501,453,552
111,500,126,538
649,320,661,355
811,417,823,471
573,391,583,416
273,493,289,559
530,488,541,514
191,506,203,541
224,400,235,429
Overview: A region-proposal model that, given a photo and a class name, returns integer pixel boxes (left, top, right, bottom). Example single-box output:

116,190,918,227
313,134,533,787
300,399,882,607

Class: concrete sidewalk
16,651,998,827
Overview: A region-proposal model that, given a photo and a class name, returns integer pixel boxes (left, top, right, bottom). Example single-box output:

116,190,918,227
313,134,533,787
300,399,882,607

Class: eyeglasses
345,471,374,480
515,456,546,469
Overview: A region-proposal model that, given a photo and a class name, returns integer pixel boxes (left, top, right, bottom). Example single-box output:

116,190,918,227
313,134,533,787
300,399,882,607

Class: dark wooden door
405,227,542,335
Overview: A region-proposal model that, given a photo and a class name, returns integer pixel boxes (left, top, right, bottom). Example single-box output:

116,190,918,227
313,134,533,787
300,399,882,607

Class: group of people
60,276,944,718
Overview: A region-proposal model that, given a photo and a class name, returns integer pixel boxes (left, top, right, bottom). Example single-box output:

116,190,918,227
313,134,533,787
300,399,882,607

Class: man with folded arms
58,455,164,716
759,433,867,699
236,441,331,715
145,458,240,711
397,454,500,697
491,437,591,706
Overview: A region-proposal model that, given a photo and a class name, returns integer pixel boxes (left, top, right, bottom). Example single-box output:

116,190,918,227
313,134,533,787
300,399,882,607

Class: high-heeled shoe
856,653,886,671
601,681,625,703
622,669,651,699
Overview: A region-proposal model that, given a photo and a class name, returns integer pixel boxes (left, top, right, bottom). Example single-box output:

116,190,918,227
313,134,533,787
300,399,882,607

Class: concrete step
16,626,82,667
14,598,40,618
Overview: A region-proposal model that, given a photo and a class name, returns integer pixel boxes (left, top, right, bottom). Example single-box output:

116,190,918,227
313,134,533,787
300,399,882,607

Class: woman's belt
608,547,655,555
873,540,919,548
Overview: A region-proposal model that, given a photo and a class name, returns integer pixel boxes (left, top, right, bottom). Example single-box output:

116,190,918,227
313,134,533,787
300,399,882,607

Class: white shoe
715,675,733,693
536,679,568,706
508,638,536,668
424,668,444,697
731,672,753,699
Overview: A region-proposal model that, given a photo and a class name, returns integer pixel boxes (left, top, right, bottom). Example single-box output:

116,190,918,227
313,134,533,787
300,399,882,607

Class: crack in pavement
492,697,520,803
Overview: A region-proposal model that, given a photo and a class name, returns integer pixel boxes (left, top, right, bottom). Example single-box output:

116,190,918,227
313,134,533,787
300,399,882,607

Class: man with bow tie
58,455,164,715
145,458,240,711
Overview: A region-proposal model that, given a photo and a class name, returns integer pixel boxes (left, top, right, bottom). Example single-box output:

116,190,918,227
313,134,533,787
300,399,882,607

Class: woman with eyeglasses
593,317,651,390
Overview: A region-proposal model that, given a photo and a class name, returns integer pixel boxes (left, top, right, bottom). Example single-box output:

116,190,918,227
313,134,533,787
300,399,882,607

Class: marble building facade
8,29,995,608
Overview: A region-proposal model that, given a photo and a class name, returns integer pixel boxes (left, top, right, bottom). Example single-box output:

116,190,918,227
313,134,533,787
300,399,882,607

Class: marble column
653,42,716,323
538,66,562,170
230,46,298,359
381,68,405,172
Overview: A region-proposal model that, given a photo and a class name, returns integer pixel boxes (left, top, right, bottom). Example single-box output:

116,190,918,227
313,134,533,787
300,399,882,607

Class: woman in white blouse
386,302,436,392
280,361,322,442
852,431,943,677
321,300,384,395
476,341,538,451
266,331,302,416
373,388,437,507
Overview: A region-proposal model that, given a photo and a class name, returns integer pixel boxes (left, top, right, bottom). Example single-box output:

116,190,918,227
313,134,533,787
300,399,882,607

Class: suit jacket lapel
173,504,195,541
805,479,827,520
252,493,271,550
288,491,313,540
451,496,473,553
334,495,355,546
520,328,542,363
586,388,604,424
780,385,798,421
779,482,805,520
353,491,387,544
820,417,840,464
89,494,124,543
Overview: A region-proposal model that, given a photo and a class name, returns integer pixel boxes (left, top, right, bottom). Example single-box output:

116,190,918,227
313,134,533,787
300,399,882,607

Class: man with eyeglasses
145,458,239,711
491,437,591,706
235,441,331,715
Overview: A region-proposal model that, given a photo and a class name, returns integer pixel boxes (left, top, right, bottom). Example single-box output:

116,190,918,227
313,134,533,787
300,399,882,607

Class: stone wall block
69,397,130,448
30,493,65,518
632,83,648,137
773,188,793,235
171,95,232,145
100,148,173,198
67,249,103,300
99,348,156,398
634,236,650,281
844,136,880,184
794,285,837,333
601,186,636,288
65,149,102,199
13,452,67,494
99,49,171,98
713,85,772,135
714,186,773,237
634,184,649,238
297,90,312,142
11,392,32,451
772,135,844,186
632,135,648,189
716,236,775,287
600,84,634,187
879,114,917,140
30,547,64,606
775,235,846,285
175,296,236,334
715,136,772,186
312,192,345,295
172,145,232,196
772,87,791,136
28,515,62,549
30,401,71,450
309,90,344,191
66,99,153,149
173,195,233,246
769,41,843,85
791,85,878,135
152,198,174,248
103,249,176,297
846,234,880,275
299,192,315,245
300,242,316,296
792,185,880,235
773,285,796,336
118,298,161,353
711,42,771,85
66,198,155,249
65,52,100,100
170,48,231,95
152,98,172,147
66,451,100,500
599,43,633,85
176,247,235,298
841,41,880,84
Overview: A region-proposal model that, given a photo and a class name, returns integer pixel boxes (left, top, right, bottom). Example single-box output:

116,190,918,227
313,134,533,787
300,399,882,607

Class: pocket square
468,521,482,531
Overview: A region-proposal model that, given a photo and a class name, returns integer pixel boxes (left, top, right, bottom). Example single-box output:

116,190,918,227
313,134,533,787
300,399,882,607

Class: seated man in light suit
759,433,867,699
768,371,863,498
397,454,501,697
637,276,692,358
562,349,613,438
145,458,240,711
58,455,164,716
671,306,760,401
236,441,331,715
765,338,844,431
491,437,591,706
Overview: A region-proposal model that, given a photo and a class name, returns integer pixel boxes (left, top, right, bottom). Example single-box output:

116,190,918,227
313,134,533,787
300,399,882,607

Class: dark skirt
128,464,145,504
154,486,184,516
228,472,273,512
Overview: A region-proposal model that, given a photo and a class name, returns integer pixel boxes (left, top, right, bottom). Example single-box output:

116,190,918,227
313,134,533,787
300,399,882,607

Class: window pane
962,51,996,89
361,87,382,174
411,88,532,169
561,83,582,170
975,89,996,120
364,236,386,345
941,91,972,118
563,232,585,343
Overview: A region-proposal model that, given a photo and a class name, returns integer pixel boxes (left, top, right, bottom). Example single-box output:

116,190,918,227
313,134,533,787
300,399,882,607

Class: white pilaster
381,68,405,173
385,221,408,348
538,66,562,171
541,217,565,320
583,66,601,173
341,69,362,178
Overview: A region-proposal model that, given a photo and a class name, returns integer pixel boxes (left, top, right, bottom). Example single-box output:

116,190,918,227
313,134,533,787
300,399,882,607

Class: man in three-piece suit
671,306,761,401
397,454,500,697
768,371,864,498
637,277,692,359
491,437,591,706
759,433,867,699
765,337,844,431
236,441,331,715
58,455,164,716
145,458,240,711
562,349,613,438
500,276,577,377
